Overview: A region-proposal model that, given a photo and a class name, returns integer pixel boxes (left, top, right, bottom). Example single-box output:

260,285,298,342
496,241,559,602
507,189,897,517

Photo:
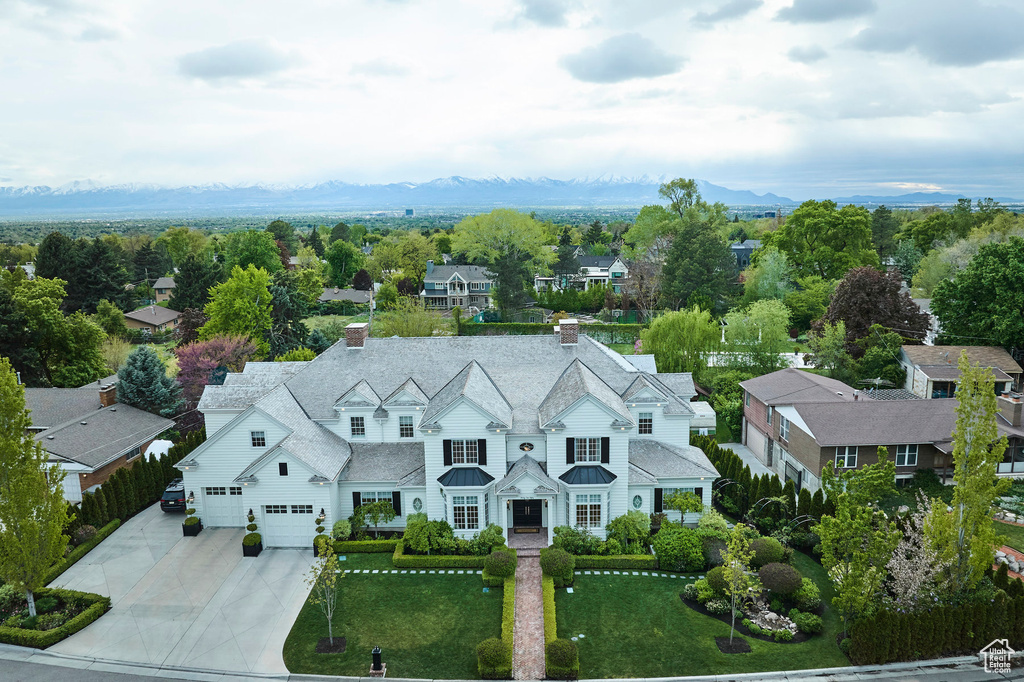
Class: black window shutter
477,439,487,466
566,438,575,465
443,440,452,466
352,491,362,510
392,491,402,516
654,488,663,513
694,488,703,508
600,437,610,464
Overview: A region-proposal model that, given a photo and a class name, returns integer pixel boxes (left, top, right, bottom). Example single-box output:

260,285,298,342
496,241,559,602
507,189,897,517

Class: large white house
176,321,718,549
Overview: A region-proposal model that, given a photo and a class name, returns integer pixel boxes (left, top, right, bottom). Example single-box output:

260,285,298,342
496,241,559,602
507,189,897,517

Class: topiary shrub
705,566,728,595
183,508,200,526
546,638,579,680
749,537,784,569
243,510,261,547
484,549,518,579
540,547,575,588
759,562,802,597
477,637,511,679
793,577,821,611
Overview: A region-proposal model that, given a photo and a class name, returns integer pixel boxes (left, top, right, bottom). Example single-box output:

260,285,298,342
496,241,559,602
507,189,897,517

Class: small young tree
304,536,342,645
663,490,704,518
720,523,758,644
362,499,397,538
0,358,72,616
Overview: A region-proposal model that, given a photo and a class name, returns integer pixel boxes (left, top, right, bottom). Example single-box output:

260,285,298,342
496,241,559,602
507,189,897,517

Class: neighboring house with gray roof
27,379,173,503
153,276,175,303
319,287,373,306
900,345,1022,397
740,367,1024,491
420,260,492,310
176,319,717,548
125,305,180,334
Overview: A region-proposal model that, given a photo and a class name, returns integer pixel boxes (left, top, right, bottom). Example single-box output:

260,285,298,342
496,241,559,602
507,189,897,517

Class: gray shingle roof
538,359,633,428
25,388,102,429
654,373,697,400
125,306,180,326
319,288,372,304
793,399,960,448
420,361,513,429
153,276,175,289
244,385,352,480
36,404,174,469
285,335,663,434
437,467,495,486
623,355,657,373
384,379,429,406
426,264,491,282
495,455,558,495
578,256,616,268
628,440,719,479
337,379,381,407
902,345,1022,374
199,363,307,410
628,463,658,485
740,368,857,406
398,465,426,487
340,442,425,483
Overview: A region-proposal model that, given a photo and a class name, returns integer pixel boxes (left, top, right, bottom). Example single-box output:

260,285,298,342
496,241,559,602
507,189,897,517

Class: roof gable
335,380,380,408
178,403,292,466
420,361,513,428
495,455,558,495
538,359,634,427
622,375,669,404
383,379,429,406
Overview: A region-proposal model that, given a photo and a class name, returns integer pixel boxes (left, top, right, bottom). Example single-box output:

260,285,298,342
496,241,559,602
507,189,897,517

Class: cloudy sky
1,0,1023,198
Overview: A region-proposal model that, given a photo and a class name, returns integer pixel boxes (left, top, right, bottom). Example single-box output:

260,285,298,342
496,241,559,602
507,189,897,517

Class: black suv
160,478,186,512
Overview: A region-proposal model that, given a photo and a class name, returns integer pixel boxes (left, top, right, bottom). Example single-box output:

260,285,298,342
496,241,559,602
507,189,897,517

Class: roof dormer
334,380,380,411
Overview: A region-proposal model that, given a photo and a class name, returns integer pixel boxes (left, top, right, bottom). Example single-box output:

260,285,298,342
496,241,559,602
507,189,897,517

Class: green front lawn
607,343,635,356
554,551,848,678
283,557,502,678
998,520,1024,553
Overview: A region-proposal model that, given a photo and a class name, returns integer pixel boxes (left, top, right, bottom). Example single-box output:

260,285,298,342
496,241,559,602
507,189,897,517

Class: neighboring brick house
25,378,174,502
125,305,180,334
900,345,1022,397
420,261,492,310
153,276,175,303
740,368,1024,490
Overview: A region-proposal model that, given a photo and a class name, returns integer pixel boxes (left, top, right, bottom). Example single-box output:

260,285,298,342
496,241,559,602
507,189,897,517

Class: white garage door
203,486,245,527
262,504,316,548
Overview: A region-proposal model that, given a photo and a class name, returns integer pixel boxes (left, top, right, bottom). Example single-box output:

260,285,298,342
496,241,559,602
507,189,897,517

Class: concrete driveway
48,504,313,674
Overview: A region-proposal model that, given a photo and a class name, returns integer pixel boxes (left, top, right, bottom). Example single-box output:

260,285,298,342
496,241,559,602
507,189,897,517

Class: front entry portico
512,499,542,528
495,455,559,547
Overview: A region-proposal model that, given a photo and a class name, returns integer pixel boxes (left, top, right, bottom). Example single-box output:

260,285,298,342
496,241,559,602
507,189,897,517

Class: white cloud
776,0,875,23
560,33,684,83
178,39,301,83
692,0,762,25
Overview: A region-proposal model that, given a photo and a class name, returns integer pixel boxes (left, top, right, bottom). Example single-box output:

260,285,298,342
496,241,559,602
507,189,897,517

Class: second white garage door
262,504,317,548
203,486,245,527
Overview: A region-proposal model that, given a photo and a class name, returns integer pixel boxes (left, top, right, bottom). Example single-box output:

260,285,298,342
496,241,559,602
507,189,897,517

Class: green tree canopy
224,230,283,273
640,307,719,377
324,239,365,288
762,200,878,280
34,231,76,282
0,357,72,616
168,253,223,312
157,227,209,268
94,299,129,338
783,275,834,332
931,236,1024,350
723,299,791,375
265,219,298,254
117,345,183,417
200,265,274,358
871,205,900,262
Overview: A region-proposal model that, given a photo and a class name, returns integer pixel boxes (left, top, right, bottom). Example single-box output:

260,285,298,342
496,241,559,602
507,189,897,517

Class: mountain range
0,176,1018,217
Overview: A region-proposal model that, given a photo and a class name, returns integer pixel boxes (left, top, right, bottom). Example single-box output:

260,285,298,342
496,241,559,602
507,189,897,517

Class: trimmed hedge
540,547,575,587
461,321,645,344
546,639,580,680
0,587,110,648
45,519,121,586
573,554,658,571
851,594,1024,664
392,539,492,568
542,576,556,643
478,575,516,679
333,539,399,554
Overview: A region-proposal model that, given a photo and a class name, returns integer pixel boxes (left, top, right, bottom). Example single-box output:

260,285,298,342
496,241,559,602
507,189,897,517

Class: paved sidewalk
512,556,545,681
47,504,313,674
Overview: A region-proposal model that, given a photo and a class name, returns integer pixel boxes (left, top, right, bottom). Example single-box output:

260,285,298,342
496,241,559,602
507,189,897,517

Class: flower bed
0,587,110,648
392,539,488,569
332,539,399,554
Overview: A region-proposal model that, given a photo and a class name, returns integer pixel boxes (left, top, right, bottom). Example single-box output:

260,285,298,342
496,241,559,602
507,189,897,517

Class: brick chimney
999,393,1023,427
346,322,369,348
99,383,117,407
559,318,579,345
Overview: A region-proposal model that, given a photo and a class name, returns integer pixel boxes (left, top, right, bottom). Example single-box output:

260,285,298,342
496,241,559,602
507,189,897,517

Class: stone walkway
512,552,545,681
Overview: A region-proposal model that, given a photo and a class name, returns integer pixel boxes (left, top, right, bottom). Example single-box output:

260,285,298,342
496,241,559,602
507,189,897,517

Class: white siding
337,482,406,531
658,477,712,525
244,451,333,547
506,435,546,466
203,410,241,437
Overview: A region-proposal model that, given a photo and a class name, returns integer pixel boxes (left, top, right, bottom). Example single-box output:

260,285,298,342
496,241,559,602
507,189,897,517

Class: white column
499,496,508,543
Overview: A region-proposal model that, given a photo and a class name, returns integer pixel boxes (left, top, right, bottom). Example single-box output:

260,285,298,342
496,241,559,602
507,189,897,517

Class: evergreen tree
267,271,310,359
307,328,331,354
810,489,824,518
108,472,127,520
169,254,223,312
0,286,44,386
35,231,76,281
783,479,797,517
769,475,783,498
265,219,298,254
94,486,109,527
80,492,95,527
584,220,604,245
121,469,138,516
117,346,183,417
132,242,174,286
308,228,325,258
148,454,163,499
78,237,133,313
797,487,812,517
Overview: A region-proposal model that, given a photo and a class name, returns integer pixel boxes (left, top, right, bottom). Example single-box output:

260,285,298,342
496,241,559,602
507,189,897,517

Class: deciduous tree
871,205,900,262
762,200,878,280
720,523,758,644
224,231,282,273
157,227,209,268
640,306,719,376
806,321,852,380
723,299,791,375
324,239,364,288
0,358,72,616
175,335,257,408
200,265,274,357
304,537,342,645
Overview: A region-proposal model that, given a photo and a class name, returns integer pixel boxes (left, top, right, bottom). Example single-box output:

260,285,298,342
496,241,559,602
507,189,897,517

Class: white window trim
350,416,366,437
452,494,481,530
779,415,790,441
638,412,653,435
835,446,858,469
399,415,414,438
251,431,266,448
452,439,479,465
896,444,918,467
574,493,602,528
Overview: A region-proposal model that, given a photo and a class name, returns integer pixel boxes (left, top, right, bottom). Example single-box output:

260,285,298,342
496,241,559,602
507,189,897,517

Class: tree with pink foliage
174,335,258,415
887,492,949,611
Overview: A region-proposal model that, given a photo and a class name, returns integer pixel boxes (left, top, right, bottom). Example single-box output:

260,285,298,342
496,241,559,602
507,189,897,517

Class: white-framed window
291,505,313,514
835,446,858,469
361,491,393,505
205,487,226,495
767,406,773,425
125,445,142,460
471,282,480,290
745,391,750,407
265,504,287,514
452,439,479,464
399,415,414,438
350,416,365,437
251,431,266,447
575,437,600,462
230,487,242,495
575,494,601,527
452,495,479,530
638,412,653,435
434,281,444,288
896,444,918,467
779,415,790,441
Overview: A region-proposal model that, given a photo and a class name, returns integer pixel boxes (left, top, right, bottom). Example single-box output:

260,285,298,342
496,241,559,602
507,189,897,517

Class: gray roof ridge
384,377,429,404
581,335,640,373
468,360,515,417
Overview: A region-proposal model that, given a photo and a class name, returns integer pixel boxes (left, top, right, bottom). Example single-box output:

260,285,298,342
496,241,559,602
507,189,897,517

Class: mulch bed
315,637,347,654
679,596,811,644
715,636,751,654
